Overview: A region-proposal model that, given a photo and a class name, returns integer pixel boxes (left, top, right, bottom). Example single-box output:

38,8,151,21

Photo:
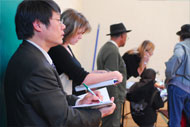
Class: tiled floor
122,101,168,127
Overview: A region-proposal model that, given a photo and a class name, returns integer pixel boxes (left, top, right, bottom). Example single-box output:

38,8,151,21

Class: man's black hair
15,0,61,40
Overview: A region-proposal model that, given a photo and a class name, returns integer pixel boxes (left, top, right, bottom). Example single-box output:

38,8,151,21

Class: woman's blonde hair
127,40,155,58
61,9,91,43
127,40,155,70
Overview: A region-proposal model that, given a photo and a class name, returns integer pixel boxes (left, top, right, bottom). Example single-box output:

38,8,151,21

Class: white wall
55,0,82,11
55,0,190,80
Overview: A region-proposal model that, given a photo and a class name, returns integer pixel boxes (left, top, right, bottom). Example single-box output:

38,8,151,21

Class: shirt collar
26,40,53,65
109,40,118,48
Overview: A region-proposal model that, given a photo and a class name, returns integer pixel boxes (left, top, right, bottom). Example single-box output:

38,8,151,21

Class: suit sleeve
24,64,101,127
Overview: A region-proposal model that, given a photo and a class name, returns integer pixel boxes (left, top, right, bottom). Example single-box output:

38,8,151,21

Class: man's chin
51,41,62,47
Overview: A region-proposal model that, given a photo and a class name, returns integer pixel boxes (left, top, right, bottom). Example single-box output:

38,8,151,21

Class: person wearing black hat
165,24,190,127
97,23,131,127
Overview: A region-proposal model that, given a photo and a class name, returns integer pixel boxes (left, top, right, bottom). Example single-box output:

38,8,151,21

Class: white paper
72,101,113,109
126,81,135,89
78,87,110,101
73,87,112,109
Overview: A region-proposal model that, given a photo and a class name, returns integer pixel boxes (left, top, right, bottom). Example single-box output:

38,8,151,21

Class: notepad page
78,87,110,102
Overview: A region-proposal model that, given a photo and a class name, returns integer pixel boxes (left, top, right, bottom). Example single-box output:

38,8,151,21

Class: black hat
176,24,190,36
106,23,131,36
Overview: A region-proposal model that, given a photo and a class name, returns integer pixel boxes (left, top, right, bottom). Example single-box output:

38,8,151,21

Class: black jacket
127,79,164,126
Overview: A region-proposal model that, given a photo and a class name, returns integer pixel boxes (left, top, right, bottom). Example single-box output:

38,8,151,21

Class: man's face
42,11,65,48
120,33,127,47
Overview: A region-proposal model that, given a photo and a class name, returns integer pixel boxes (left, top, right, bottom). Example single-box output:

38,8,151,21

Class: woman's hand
142,51,150,64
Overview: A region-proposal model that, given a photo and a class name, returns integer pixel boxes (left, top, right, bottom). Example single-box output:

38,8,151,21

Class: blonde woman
122,40,155,79
48,9,122,95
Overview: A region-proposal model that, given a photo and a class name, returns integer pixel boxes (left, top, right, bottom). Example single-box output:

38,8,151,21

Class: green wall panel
0,1,22,127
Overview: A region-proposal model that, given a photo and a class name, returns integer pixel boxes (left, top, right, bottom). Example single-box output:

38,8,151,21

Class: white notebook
75,79,118,92
72,87,113,109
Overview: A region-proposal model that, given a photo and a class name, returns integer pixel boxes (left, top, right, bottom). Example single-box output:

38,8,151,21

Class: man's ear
120,33,125,39
33,20,42,32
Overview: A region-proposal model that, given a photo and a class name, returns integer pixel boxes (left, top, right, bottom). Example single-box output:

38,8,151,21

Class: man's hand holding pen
78,90,103,105
78,88,116,118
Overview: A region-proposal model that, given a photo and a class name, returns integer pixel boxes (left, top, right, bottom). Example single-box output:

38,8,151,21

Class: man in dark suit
4,0,117,127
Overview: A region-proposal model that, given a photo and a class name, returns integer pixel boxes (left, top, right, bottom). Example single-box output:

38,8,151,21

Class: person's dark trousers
101,101,122,127
187,120,190,127
168,85,190,127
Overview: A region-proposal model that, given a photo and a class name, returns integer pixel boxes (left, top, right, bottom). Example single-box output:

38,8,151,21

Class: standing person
165,24,190,127
97,23,131,127
48,9,122,95
4,1,117,127
122,40,155,80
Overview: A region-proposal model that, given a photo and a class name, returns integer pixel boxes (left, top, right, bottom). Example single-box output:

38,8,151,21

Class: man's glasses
51,18,63,24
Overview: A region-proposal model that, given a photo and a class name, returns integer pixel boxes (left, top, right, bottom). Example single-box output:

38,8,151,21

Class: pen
82,83,102,103
113,79,118,83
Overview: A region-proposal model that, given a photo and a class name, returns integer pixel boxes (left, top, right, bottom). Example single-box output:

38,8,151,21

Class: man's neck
111,39,120,47
29,38,50,52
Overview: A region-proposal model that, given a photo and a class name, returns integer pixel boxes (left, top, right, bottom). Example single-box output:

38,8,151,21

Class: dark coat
4,40,101,127
127,79,164,126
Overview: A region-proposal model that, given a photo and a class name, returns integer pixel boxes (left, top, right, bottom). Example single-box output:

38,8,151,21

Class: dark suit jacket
4,40,101,127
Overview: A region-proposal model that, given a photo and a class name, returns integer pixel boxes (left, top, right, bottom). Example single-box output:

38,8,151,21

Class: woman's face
145,48,154,56
68,28,85,45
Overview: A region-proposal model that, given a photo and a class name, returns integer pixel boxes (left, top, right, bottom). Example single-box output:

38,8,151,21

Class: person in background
165,24,190,127
122,40,155,80
4,1,116,126
97,23,131,127
127,68,164,127
48,9,122,95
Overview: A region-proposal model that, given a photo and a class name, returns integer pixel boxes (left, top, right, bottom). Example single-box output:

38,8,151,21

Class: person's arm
137,63,146,76
83,71,123,85
138,51,150,75
25,66,102,127
77,91,116,117
49,46,89,85
154,82,165,89
165,44,185,82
